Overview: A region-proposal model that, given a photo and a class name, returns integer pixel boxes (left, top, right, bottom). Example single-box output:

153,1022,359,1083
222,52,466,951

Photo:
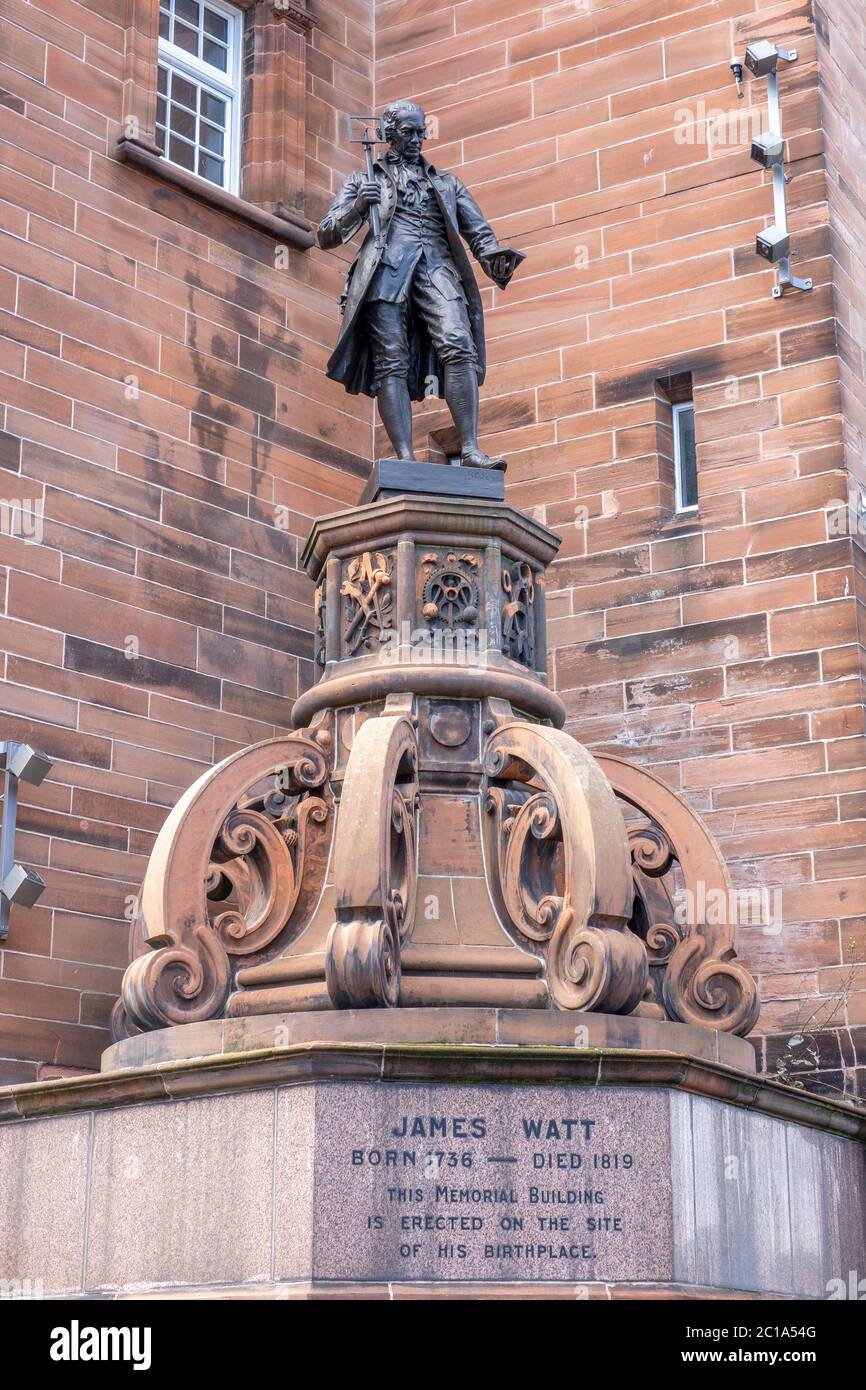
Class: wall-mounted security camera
756,226,791,263
751,131,785,169
745,39,784,77
733,38,811,296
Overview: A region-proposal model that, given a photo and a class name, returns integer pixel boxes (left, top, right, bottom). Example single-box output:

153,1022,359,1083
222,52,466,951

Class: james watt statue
317,99,524,471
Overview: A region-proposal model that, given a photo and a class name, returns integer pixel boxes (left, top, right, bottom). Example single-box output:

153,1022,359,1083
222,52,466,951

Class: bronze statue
317,99,524,470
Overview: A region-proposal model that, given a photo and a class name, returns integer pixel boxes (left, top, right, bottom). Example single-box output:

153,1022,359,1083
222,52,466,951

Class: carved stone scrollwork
597,755,760,1036
626,824,683,1018
501,560,535,666
326,713,419,1008
342,550,394,656
116,726,334,1034
482,722,647,1014
420,551,480,629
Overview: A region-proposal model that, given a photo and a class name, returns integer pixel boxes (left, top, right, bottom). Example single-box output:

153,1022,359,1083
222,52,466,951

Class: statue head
382,99,427,162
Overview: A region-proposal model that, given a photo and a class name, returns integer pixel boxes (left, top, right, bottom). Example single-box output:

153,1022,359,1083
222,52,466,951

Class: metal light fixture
735,39,813,297
0,740,52,940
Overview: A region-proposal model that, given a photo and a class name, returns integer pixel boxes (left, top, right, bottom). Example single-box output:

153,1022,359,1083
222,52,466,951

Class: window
156,0,242,194
673,402,698,512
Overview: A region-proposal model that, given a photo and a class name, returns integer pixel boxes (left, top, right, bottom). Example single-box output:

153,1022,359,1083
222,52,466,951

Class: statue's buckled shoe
461,448,507,472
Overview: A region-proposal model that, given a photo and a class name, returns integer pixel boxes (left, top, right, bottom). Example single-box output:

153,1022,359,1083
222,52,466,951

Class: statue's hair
381,99,426,142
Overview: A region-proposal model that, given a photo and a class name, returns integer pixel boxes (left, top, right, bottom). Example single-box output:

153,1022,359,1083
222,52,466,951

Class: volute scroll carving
597,755,759,1037
482,722,648,1014
326,712,420,1009
116,726,334,1035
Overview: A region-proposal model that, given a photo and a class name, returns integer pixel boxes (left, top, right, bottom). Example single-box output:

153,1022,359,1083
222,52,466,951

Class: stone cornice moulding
1,1043,864,1140
269,0,316,31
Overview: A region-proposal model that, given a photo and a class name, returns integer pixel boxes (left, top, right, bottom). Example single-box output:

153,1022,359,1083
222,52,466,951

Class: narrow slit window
673,401,698,512
156,0,242,194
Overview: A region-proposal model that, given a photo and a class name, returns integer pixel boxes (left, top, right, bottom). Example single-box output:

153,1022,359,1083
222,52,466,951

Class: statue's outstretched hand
480,247,526,289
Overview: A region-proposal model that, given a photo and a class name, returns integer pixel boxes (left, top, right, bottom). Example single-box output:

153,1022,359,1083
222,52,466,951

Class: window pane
198,151,225,185
199,121,224,155
203,7,228,41
156,95,167,125
155,125,167,154
173,19,198,55
177,0,200,23
169,135,195,171
202,37,228,71
158,65,168,96
159,9,170,39
201,90,226,124
170,103,196,140
675,406,698,509
170,73,197,110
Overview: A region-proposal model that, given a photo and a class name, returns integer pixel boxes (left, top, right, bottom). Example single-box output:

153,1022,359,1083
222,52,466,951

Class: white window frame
157,0,243,196
673,401,698,513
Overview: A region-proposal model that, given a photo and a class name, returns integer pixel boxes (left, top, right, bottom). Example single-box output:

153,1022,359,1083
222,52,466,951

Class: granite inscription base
1,1038,863,1299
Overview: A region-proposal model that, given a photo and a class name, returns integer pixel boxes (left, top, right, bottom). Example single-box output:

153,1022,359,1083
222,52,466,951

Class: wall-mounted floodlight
6,743,52,786
735,39,812,298
1,864,45,910
0,740,52,941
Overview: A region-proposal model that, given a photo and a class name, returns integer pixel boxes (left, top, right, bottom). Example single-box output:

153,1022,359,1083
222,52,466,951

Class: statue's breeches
364,265,477,394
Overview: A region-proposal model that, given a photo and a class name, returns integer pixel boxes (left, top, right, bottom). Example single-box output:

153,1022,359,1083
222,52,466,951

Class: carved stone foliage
596,755,760,1037
115,727,334,1036
341,551,394,656
501,560,535,667
420,551,480,630
482,722,647,1014
326,711,419,1008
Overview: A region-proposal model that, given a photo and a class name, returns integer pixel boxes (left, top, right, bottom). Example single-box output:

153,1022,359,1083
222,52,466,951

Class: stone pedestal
0,1032,863,1299
46,466,855,1301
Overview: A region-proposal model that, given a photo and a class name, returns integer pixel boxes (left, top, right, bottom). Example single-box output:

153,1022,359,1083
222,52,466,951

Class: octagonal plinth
293,482,565,730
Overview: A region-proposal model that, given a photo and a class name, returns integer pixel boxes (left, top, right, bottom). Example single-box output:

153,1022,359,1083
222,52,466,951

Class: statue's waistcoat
366,170,460,305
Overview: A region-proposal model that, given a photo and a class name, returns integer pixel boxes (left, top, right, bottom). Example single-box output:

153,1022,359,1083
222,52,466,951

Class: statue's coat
317,157,501,400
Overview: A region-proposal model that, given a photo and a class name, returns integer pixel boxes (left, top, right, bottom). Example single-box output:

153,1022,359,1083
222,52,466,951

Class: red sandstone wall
0,0,863,1095
380,0,866,1094
0,0,375,1079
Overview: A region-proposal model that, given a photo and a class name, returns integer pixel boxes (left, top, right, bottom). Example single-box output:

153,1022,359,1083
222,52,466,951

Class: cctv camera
1,863,45,909
751,130,784,168
5,742,53,786
756,226,790,263
745,39,780,77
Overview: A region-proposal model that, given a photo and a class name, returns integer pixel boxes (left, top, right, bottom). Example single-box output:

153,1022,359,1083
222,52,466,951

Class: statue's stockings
377,362,479,460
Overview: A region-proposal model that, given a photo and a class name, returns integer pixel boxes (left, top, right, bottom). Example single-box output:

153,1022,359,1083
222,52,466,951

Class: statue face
389,113,426,162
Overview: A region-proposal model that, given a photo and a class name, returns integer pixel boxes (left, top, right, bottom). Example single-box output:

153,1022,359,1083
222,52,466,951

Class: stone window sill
116,138,314,249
